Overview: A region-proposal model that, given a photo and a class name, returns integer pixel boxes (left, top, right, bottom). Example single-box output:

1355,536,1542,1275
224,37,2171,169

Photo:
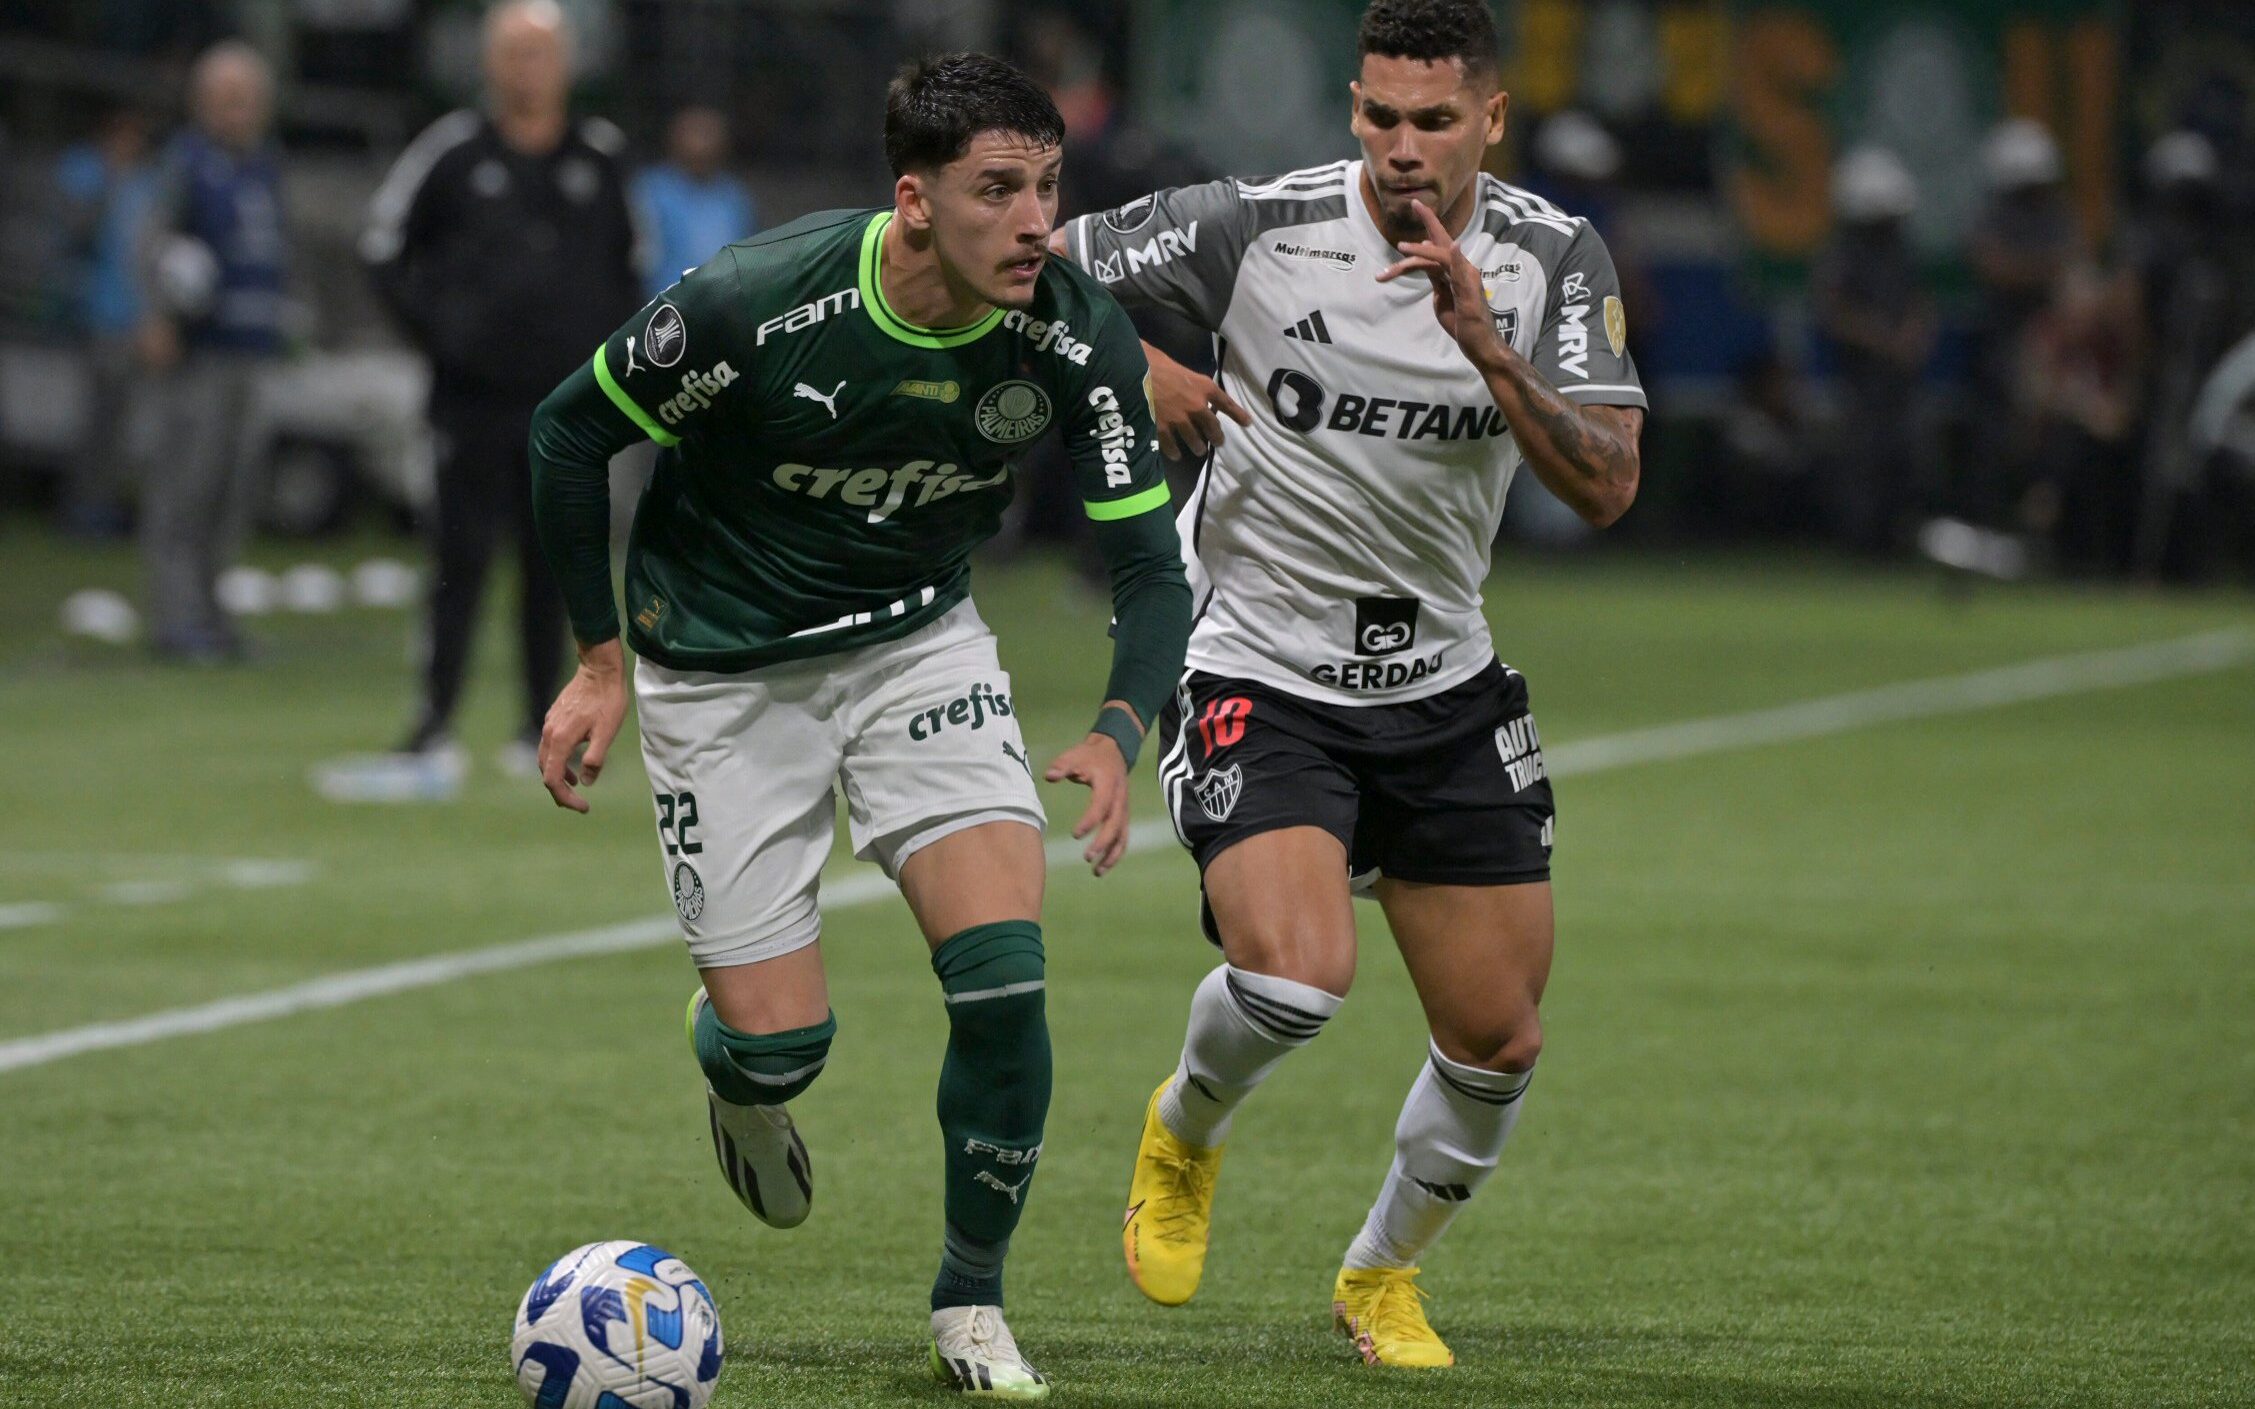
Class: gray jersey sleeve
1065,179,1253,329
1531,222,1646,409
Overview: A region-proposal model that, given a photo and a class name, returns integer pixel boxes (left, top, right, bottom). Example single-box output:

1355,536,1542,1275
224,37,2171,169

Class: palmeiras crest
671,861,705,922
1195,763,1243,822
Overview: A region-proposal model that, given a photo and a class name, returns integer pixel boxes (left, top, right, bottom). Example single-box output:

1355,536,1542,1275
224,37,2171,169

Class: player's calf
931,921,1050,1311
688,988,830,1228
1344,1039,1533,1275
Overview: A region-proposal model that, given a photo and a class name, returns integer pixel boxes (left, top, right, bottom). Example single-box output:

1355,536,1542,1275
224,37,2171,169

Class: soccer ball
511,1241,724,1409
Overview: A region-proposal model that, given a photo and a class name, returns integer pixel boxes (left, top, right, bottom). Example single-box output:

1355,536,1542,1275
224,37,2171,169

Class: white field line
2,628,2246,1078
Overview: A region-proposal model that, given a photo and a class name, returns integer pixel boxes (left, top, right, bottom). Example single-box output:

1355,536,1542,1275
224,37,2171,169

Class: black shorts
1155,661,1555,902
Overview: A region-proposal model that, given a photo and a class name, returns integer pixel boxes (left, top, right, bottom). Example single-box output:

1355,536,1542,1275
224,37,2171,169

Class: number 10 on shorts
1195,697,1252,755
654,791,703,856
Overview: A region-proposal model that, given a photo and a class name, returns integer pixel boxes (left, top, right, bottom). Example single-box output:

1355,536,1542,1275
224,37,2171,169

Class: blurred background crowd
2,0,2252,678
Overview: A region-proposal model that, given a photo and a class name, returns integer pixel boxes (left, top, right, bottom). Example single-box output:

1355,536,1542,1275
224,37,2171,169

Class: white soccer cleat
690,987,813,1228
704,1090,812,1229
928,1305,1050,1400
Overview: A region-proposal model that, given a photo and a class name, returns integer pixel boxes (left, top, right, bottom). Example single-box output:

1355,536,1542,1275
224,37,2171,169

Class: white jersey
1066,160,1645,706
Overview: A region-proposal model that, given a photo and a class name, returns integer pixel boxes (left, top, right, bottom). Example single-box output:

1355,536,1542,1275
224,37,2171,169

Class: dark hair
884,52,1066,177
1357,0,1501,80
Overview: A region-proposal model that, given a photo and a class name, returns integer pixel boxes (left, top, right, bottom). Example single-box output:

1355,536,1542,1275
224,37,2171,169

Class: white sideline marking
2,629,2246,1077
0,904,66,932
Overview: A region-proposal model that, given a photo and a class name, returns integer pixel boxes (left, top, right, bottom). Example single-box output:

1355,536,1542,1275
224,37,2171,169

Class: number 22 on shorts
654,790,704,856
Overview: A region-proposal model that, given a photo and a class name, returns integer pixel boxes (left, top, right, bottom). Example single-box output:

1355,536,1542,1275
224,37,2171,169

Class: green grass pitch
0,527,2249,1407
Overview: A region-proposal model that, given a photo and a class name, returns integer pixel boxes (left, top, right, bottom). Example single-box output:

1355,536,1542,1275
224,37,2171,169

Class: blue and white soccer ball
512,1240,725,1409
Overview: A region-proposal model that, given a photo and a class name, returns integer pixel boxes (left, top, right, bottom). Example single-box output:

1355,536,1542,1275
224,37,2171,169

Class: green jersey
552,207,1171,672
529,206,1191,759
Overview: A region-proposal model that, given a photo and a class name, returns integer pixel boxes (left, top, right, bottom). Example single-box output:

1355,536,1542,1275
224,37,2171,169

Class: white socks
1344,1040,1533,1270
1157,964,1342,1147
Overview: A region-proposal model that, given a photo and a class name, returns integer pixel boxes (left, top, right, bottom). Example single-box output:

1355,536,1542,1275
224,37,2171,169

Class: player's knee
1221,921,1355,999
693,997,837,1106
1220,962,1346,1048
932,920,1051,1139
1433,1009,1542,1074
932,921,1049,1063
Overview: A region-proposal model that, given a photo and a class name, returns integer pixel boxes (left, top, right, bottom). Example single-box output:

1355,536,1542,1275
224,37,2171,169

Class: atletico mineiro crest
1195,763,1243,822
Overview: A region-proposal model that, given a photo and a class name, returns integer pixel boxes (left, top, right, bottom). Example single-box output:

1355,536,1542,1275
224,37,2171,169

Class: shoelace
958,1306,1019,1363
1361,1275,1440,1346
1150,1147,1217,1240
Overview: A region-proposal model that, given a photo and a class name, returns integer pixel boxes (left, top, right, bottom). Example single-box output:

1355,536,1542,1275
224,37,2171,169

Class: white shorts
634,599,1045,970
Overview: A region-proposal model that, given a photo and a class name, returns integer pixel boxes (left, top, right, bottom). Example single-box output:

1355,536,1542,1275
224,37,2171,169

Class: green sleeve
1066,301,1191,767
1090,508,1193,768
529,360,643,647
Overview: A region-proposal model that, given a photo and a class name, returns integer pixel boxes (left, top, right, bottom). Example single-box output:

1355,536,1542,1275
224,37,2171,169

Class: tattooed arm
1379,199,1643,527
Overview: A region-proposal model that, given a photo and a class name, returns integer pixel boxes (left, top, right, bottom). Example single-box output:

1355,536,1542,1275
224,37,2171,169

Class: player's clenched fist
540,638,628,813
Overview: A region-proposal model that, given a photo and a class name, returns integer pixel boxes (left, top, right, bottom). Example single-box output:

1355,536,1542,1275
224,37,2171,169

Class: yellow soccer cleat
1331,1266,1456,1368
1121,1078,1224,1306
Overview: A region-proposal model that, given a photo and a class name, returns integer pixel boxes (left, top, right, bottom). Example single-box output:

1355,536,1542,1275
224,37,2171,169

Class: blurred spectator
361,0,640,778
138,42,289,664
51,104,158,539
1965,119,2078,530
1714,343,1818,539
1017,11,1214,564
632,106,758,299
1811,146,1935,552
2124,131,2238,577
2019,262,2137,573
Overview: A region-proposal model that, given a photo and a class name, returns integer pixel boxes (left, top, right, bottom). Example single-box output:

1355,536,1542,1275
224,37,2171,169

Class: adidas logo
1283,310,1333,344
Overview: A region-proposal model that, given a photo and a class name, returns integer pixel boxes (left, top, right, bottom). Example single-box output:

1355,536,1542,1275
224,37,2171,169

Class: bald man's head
192,41,273,151
485,0,572,120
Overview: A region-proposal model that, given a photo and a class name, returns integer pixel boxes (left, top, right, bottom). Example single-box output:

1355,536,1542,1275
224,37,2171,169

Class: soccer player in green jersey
525,54,1190,1399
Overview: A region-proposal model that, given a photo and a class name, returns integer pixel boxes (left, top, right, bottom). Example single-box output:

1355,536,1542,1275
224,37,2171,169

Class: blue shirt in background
54,143,159,336
631,164,757,298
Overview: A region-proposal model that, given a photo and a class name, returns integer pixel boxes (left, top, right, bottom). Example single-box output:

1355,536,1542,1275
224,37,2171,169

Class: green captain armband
1090,704,1146,770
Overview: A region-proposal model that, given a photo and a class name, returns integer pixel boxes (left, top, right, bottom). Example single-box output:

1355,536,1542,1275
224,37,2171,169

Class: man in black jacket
362,0,641,772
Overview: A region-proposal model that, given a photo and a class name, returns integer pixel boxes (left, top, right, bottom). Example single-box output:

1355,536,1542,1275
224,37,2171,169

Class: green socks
930,920,1050,1309
690,995,836,1107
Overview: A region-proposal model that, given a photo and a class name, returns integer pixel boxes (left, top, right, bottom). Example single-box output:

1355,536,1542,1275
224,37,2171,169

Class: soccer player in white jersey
1052,0,1645,1368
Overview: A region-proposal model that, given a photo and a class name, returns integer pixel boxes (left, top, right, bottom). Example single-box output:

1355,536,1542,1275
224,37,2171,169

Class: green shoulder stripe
1084,483,1171,521
591,344,681,447
858,213,1007,349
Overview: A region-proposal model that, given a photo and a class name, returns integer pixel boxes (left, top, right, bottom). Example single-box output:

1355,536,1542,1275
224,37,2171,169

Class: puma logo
793,379,847,419
622,335,646,377
976,1169,1029,1205
1000,740,1031,778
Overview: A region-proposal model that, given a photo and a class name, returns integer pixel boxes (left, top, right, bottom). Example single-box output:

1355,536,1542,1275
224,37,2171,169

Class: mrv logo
908,682,1014,741
1265,368,1511,443
1091,222,1198,285
1554,271,1591,378
772,459,1007,523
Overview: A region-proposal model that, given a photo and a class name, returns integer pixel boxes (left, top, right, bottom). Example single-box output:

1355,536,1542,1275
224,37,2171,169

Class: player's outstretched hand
1146,341,1252,460
1376,198,1502,366
1045,731,1132,876
540,638,628,814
